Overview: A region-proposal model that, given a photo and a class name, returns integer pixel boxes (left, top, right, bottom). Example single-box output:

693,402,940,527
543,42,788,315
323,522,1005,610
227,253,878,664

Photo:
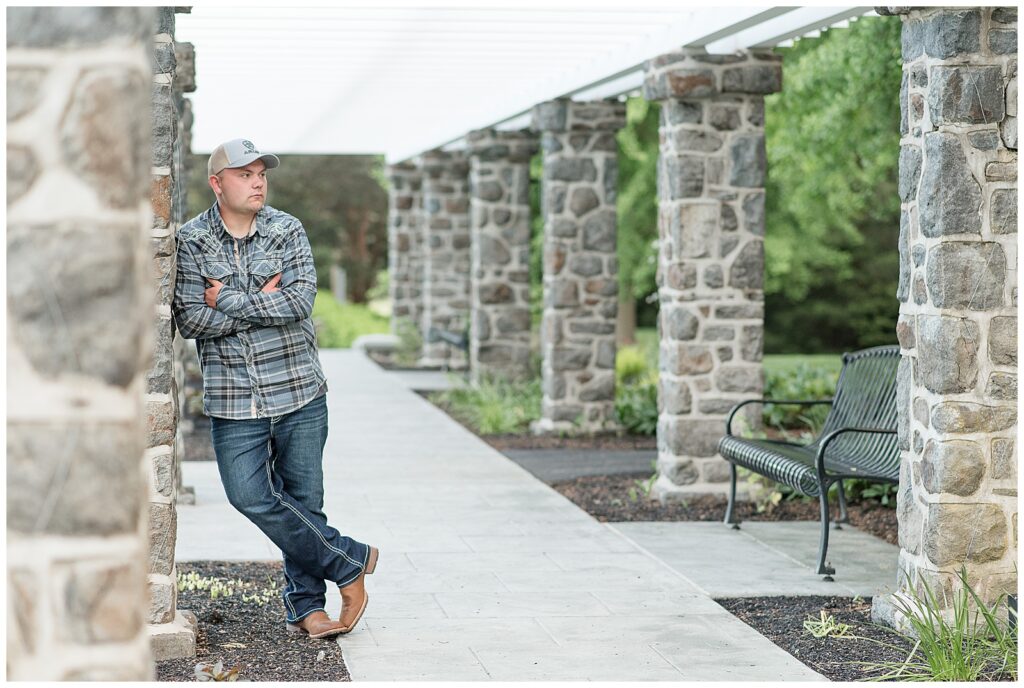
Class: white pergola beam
701,6,871,53
418,7,878,159
176,5,883,160
386,7,795,160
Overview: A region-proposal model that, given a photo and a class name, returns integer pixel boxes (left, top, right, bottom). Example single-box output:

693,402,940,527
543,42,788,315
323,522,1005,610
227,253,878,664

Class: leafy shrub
434,375,541,435
615,378,658,435
763,361,840,432
311,290,390,348
393,317,422,367
365,269,389,302
842,478,898,506
616,346,649,386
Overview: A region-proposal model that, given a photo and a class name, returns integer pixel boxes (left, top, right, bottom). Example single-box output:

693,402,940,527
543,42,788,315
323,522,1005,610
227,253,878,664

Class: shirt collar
209,202,268,238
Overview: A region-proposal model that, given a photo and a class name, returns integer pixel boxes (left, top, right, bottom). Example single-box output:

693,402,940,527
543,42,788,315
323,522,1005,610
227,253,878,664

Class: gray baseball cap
208,138,280,176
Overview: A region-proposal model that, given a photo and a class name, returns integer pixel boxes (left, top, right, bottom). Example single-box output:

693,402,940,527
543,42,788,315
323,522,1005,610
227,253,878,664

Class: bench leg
724,462,741,529
834,480,849,528
817,487,836,581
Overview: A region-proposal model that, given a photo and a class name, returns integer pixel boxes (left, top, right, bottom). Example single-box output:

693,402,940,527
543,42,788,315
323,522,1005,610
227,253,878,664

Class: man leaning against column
172,138,379,639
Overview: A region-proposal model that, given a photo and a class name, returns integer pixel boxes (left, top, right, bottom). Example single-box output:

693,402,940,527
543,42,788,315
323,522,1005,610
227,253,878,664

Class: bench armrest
814,426,898,479
724,398,834,437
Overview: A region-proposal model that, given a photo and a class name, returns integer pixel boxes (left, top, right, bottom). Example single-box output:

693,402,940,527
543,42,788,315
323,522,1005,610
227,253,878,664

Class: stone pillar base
870,592,904,630
872,587,1016,636
418,355,469,371
650,474,750,503
530,416,620,437
530,418,577,436
148,610,197,662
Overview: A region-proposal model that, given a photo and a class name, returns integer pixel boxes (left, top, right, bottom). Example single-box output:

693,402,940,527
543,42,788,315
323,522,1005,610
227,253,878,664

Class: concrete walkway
175,349,898,680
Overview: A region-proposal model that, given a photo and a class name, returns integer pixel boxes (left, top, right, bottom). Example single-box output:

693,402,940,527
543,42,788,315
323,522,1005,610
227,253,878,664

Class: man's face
210,160,268,214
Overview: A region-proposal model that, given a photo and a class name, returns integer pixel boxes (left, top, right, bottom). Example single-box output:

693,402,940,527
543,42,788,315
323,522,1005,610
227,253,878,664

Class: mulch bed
156,561,350,682
483,432,658,451
716,596,914,681
550,472,899,545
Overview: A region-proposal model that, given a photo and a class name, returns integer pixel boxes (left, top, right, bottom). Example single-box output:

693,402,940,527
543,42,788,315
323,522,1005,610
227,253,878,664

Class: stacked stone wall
387,161,425,340
146,7,198,660
879,6,1018,625
7,7,157,680
643,50,782,497
531,99,626,433
467,129,539,382
418,149,471,369
172,35,197,508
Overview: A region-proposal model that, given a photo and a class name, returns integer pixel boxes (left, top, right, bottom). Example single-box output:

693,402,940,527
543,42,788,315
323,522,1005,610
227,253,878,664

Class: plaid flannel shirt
172,202,327,420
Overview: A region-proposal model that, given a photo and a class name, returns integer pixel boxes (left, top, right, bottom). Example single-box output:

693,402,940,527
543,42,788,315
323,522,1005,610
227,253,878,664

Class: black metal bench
718,345,901,581
426,326,469,354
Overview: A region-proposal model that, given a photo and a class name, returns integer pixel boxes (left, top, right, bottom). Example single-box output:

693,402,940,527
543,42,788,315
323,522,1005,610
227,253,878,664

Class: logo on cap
242,140,258,154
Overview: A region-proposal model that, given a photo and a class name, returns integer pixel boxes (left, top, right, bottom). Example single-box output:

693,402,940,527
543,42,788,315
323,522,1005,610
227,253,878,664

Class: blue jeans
210,394,371,624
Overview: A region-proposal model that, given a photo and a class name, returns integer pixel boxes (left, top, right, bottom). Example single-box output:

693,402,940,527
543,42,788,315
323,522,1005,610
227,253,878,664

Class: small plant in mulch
177,570,281,605
627,461,658,503
194,661,241,681
804,610,854,639
845,567,1018,682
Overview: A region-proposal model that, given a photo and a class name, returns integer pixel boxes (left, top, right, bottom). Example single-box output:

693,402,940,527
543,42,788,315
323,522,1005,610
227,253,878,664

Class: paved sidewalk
613,522,898,598
502,448,656,481
177,350,835,680
385,367,467,393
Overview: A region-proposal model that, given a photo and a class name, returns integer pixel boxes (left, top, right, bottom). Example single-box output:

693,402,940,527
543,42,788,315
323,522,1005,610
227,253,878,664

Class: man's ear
209,174,222,196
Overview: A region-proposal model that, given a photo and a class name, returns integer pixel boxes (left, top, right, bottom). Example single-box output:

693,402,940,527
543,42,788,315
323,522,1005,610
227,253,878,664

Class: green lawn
763,353,843,376
311,290,390,348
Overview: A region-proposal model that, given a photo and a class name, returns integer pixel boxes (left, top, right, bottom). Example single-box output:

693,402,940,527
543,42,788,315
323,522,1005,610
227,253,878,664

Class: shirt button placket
237,236,261,419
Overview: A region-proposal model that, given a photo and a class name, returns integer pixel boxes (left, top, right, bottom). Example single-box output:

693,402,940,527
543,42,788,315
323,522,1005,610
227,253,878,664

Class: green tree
616,97,661,339
763,17,903,351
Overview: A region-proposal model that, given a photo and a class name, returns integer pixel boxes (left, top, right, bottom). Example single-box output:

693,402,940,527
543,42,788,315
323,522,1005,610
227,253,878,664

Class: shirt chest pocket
249,257,283,293
199,259,233,285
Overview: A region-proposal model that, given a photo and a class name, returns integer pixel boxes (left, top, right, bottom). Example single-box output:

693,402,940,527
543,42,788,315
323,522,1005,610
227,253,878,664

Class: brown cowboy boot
286,611,349,639
337,546,379,634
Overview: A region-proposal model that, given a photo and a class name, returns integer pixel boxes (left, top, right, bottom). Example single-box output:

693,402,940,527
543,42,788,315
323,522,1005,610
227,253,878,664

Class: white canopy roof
177,3,874,162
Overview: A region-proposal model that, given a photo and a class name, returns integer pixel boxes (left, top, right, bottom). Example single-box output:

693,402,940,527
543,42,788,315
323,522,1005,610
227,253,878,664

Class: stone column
467,128,539,383
146,7,197,661
173,31,195,226
7,7,156,680
387,161,425,341
530,99,626,434
874,6,1018,627
642,50,782,499
173,31,197,508
418,149,471,369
